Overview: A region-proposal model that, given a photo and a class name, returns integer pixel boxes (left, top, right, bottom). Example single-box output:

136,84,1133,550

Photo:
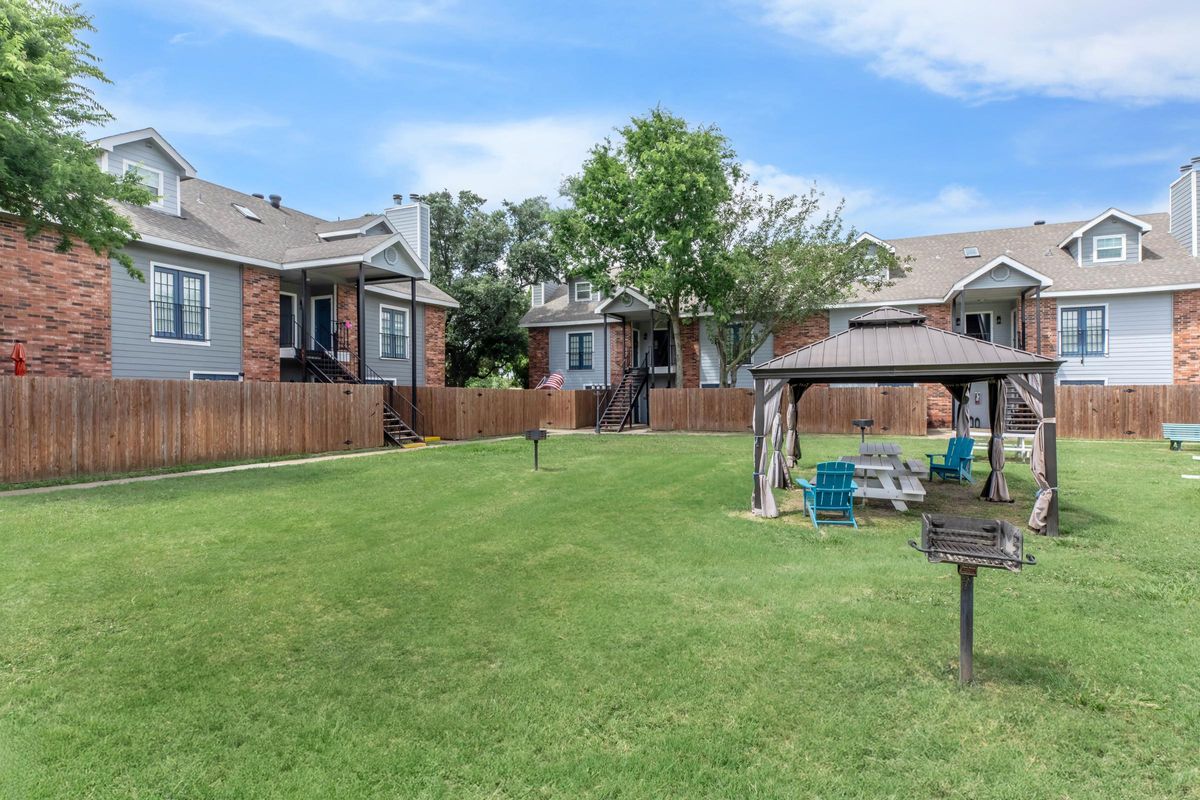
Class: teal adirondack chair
926,437,976,483
795,461,858,529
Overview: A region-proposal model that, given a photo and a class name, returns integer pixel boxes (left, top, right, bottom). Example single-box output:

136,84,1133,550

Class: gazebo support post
752,377,766,512
1041,371,1059,536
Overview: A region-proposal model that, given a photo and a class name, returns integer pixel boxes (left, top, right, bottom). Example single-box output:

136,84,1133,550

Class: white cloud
96,96,287,138
755,0,1200,102
743,160,1107,237
375,115,612,204
165,0,462,66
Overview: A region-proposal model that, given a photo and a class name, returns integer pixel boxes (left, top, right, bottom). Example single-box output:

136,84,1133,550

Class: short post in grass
524,428,548,471
909,514,1036,686
958,564,975,685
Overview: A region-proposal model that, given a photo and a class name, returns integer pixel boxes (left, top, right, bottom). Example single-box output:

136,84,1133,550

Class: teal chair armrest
796,478,815,490
849,480,858,491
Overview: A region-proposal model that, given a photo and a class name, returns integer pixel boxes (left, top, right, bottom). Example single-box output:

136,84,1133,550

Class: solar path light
909,514,1035,685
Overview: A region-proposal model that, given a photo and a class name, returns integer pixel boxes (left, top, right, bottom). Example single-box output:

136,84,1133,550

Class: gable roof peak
1057,207,1152,249
92,127,197,179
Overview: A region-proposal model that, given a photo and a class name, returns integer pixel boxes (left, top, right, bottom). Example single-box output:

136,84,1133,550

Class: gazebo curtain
1006,375,1051,532
980,379,1011,502
944,383,971,438
752,378,787,518
785,383,809,467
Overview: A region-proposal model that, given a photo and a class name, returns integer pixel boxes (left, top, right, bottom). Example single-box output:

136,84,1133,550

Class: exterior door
279,293,296,347
964,312,992,429
311,296,334,350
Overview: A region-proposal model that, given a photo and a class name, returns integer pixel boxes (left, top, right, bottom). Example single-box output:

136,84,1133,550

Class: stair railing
295,319,425,438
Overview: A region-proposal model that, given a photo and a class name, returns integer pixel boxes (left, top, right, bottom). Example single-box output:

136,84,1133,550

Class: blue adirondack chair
926,437,976,483
795,461,858,529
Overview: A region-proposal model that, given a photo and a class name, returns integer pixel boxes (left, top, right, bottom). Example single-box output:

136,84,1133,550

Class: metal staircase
596,365,649,433
296,321,425,447
1003,381,1038,434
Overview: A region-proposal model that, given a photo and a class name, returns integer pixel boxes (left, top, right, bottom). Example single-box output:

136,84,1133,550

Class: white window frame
122,158,165,209
1091,233,1126,263
149,261,211,346
573,281,593,303
378,303,410,360
531,284,544,306
188,370,242,381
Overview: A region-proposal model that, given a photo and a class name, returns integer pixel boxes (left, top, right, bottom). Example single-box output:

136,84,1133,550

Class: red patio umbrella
10,341,27,376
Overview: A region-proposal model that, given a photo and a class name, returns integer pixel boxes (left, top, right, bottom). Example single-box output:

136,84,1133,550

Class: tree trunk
670,314,685,388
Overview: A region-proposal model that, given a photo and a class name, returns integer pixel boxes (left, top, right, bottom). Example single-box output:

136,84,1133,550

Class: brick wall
1174,289,1200,382
774,312,830,356
335,283,357,352
609,322,630,385
527,327,549,388
0,217,111,377
1019,295,1057,358
241,266,280,381
919,303,954,429
680,319,700,388
424,305,447,386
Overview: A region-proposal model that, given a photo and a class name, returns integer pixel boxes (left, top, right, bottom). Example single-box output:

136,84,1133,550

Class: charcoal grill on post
909,514,1035,684
524,428,548,471
852,418,874,444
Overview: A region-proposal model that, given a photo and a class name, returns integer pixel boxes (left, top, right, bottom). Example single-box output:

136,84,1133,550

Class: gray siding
365,293,426,386
1170,172,1194,255
1080,218,1141,266
699,319,773,387
385,204,431,268
111,244,243,379
106,140,182,215
1056,292,1173,384
568,277,602,302
549,324,609,388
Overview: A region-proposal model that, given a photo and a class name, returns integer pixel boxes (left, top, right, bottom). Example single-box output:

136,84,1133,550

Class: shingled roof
751,306,1060,381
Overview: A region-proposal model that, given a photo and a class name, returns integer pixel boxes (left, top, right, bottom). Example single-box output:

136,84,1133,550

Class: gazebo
749,307,1065,535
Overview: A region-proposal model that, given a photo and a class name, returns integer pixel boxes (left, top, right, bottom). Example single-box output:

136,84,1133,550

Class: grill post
533,439,539,471
959,564,976,685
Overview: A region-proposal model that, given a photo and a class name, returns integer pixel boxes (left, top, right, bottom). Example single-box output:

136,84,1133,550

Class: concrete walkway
0,445,437,498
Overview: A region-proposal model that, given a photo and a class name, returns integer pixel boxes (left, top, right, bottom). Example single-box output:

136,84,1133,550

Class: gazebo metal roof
749,306,1062,383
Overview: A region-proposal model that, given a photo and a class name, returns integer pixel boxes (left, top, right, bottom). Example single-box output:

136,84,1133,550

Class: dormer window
573,281,593,302
1093,234,1126,263
124,160,164,208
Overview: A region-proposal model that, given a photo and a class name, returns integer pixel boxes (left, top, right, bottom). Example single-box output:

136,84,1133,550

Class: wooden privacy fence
0,376,386,484
406,387,596,441
1057,385,1200,440
650,386,928,436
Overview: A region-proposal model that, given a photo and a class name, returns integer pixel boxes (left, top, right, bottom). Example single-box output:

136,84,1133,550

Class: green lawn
1,434,1197,798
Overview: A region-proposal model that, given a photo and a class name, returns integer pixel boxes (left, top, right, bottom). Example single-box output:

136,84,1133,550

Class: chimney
268,194,282,209
384,197,431,270
392,193,404,205
1169,159,1199,256
251,193,265,199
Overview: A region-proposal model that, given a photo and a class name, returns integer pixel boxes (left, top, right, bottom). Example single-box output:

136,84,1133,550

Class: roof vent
251,193,265,199
393,193,404,205
963,246,980,258
268,194,282,209
1033,220,1045,225
409,193,423,203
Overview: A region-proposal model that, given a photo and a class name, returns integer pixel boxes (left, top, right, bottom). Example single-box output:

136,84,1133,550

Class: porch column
357,264,366,376
410,277,418,411
1041,371,1059,536
1035,287,1043,355
300,269,309,379
1019,290,1028,350
649,309,655,423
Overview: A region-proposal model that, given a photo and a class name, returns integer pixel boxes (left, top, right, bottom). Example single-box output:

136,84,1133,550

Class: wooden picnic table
839,454,926,511
858,442,929,477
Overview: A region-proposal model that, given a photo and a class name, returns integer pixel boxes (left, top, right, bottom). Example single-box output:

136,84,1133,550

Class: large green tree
0,0,151,277
424,190,565,386
707,179,904,386
557,108,738,383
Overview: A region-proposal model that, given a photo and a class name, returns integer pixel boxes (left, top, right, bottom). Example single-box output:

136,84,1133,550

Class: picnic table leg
876,472,908,512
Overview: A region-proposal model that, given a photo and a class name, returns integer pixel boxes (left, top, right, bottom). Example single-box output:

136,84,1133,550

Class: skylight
963,246,980,258
233,203,261,222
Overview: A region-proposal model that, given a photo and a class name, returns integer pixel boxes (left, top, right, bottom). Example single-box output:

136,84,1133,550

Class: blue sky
86,0,1200,238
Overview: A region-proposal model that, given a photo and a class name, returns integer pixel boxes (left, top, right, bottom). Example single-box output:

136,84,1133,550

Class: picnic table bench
859,442,928,476
971,433,1033,462
839,454,926,512
1163,423,1200,451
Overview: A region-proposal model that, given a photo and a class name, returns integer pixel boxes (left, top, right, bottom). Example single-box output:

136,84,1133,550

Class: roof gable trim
93,128,197,179
1056,207,1152,249
948,255,1053,296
